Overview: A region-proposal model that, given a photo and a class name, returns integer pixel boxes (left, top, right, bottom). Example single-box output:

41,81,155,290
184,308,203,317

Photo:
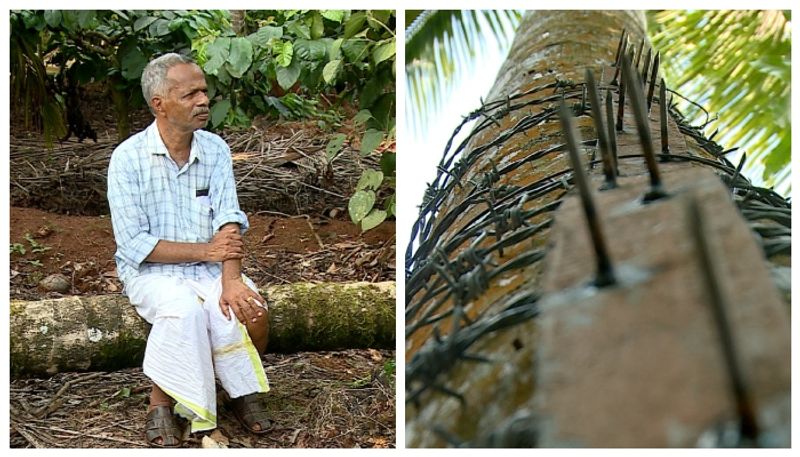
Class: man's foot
145,405,183,448
228,393,271,434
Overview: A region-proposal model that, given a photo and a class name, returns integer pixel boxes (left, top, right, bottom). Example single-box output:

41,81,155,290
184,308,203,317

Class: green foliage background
9,9,396,230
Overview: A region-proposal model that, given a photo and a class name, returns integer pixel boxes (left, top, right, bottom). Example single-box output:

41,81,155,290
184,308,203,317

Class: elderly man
107,53,271,447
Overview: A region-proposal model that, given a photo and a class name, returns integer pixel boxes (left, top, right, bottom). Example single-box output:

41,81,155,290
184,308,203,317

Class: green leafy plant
10,243,26,255
23,233,51,254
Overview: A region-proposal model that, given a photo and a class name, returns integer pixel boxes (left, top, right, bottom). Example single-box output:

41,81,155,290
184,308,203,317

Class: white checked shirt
107,121,248,287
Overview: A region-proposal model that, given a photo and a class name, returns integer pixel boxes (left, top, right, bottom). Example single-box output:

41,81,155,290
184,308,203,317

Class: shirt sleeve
107,147,159,269
210,142,249,234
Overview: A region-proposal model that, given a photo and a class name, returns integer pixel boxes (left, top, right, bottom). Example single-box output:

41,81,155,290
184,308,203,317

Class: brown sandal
228,393,272,435
145,405,183,448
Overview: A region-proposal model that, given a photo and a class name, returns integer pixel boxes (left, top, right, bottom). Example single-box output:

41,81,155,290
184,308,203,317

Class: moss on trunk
10,282,395,377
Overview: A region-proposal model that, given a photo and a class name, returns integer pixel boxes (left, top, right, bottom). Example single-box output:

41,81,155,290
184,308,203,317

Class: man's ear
151,96,165,116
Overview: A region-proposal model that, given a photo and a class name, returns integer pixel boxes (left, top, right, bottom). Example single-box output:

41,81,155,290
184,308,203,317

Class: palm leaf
405,10,521,137
648,10,790,193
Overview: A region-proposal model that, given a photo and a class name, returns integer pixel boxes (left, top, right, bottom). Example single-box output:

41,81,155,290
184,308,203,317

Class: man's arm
217,223,265,324
145,225,244,264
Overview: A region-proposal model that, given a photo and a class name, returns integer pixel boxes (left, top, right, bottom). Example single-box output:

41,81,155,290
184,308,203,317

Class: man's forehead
167,63,204,81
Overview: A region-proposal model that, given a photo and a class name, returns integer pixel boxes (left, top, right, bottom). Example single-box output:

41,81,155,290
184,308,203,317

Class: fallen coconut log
10,281,395,377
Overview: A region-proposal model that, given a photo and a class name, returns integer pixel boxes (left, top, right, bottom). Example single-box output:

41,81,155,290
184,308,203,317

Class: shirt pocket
188,197,214,242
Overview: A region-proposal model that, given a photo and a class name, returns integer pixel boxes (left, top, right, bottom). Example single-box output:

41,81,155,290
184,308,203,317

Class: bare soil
10,206,395,300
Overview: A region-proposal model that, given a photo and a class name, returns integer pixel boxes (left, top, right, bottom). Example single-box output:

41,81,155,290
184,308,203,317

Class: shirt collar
148,121,204,165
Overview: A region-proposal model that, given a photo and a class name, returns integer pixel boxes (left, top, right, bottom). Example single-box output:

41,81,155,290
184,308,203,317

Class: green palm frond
648,10,790,192
405,10,521,137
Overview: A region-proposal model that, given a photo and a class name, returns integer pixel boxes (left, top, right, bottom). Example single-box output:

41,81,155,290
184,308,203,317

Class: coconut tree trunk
405,11,790,447
11,282,395,377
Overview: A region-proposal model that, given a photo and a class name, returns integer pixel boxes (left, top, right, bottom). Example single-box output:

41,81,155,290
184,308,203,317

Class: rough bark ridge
405,10,789,447
11,282,395,377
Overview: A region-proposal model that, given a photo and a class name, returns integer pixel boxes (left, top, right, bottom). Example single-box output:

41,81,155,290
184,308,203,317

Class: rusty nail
647,52,660,112
586,69,616,189
606,88,619,175
660,78,670,160
634,38,645,72
641,47,652,86
623,54,668,202
610,29,627,86
687,197,759,441
616,48,633,132
559,103,616,287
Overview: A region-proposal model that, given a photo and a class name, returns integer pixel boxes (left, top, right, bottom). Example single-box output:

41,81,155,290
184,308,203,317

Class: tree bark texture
11,281,395,377
405,10,789,447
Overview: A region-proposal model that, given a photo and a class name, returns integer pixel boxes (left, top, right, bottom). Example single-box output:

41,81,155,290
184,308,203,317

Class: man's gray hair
141,53,197,113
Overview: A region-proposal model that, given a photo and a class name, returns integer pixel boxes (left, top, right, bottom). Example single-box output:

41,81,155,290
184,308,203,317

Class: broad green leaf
359,76,384,109
372,39,396,65
149,18,172,37
161,11,175,20
353,109,372,125
348,190,375,223
361,209,387,231
276,59,301,90
287,20,311,40
77,10,95,28
385,194,396,217
248,25,283,48
328,38,343,60
273,41,294,67
344,11,367,39
311,12,324,39
341,39,369,63
115,387,131,398
204,37,231,76
294,39,327,61
321,10,346,23
322,59,342,84
120,46,147,80
226,37,253,78
60,11,79,31
370,10,392,27
360,129,384,156
210,99,231,128
356,169,384,190
44,10,62,28
380,152,396,177
325,133,347,160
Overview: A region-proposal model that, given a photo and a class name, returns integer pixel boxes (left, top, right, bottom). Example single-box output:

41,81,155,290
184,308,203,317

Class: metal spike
616,47,633,132
559,103,616,287
730,153,747,188
605,89,619,175
586,69,616,189
622,54,668,202
660,78,670,160
647,52,660,112
641,47,652,86
613,29,627,66
580,83,587,115
634,38,645,72
610,30,627,86
687,197,759,442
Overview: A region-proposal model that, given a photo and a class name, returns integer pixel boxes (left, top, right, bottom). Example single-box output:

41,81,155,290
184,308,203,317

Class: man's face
154,63,210,131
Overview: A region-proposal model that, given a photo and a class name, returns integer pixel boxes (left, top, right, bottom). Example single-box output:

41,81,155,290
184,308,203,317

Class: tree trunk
230,10,247,36
107,75,131,141
11,281,395,377
405,11,790,447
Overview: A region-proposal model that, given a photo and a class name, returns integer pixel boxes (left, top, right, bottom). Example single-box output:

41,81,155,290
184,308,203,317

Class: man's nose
197,92,209,107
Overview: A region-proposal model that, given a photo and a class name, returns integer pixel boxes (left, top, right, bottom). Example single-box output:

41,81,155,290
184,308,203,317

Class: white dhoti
126,273,270,432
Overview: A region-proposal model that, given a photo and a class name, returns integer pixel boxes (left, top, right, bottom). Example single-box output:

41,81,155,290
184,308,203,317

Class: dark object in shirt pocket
196,188,209,197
